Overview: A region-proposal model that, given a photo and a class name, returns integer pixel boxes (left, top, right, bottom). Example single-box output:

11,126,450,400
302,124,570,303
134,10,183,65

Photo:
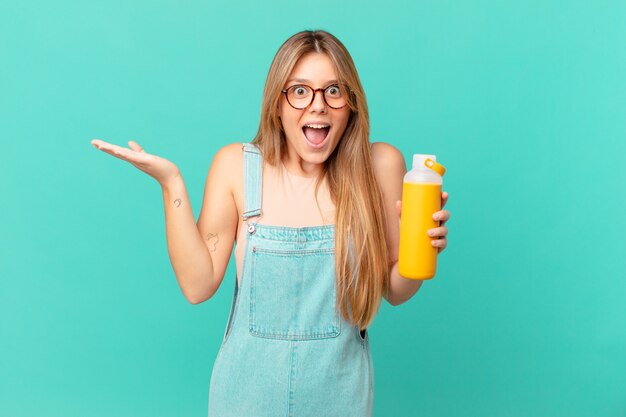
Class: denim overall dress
207,143,374,417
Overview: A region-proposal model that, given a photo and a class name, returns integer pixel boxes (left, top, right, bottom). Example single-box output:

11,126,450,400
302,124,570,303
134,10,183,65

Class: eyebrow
286,78,339,85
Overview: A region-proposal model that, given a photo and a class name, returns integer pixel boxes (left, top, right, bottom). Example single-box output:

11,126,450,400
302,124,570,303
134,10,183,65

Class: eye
326,85,341,97
292,86,309,96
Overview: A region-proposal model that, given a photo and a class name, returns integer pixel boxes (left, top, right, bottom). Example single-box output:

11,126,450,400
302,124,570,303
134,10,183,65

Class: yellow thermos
398,154,446,280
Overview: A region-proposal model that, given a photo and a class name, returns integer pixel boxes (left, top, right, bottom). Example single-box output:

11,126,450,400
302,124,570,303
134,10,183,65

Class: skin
278,53,351,177
89,52,450,305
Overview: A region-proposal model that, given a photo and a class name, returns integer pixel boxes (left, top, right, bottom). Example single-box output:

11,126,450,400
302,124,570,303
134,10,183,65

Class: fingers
432,192,449,253
432,209,450,225
431,237,447,252
90,138,146,164
395,200,402,217
91,138,123,153
427,225,448,238
92,140,129,158
428,225,448,253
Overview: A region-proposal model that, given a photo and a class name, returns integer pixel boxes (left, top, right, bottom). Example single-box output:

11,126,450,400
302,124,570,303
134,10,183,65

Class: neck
281,151,324,178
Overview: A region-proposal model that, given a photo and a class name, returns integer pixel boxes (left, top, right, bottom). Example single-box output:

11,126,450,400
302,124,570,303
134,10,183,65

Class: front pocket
249,247,340,340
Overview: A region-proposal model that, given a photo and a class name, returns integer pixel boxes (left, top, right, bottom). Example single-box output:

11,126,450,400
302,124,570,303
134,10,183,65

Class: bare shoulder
212,142,244,169
209,142,245,184
370,141,406,180
369,142,406,263
208,142,245,215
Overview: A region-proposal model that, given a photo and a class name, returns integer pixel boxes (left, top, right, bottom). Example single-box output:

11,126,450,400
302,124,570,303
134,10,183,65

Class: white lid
412,154,437,170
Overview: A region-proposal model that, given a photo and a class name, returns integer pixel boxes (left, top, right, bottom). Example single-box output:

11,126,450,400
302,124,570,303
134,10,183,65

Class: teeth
304,124,330,129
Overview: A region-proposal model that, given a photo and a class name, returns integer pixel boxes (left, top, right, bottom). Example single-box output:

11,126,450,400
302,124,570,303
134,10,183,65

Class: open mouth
302,124,331,148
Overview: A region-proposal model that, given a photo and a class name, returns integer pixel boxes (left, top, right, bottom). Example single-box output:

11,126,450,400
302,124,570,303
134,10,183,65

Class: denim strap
242,143,262,219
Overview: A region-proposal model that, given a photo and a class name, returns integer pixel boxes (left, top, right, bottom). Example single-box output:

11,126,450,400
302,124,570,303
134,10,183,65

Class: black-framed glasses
281,84,350,110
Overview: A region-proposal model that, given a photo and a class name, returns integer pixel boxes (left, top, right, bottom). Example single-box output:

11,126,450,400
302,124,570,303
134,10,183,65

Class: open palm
91,139,180,186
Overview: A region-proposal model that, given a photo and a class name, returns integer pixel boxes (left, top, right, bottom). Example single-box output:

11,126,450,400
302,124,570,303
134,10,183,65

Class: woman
91,30,450,417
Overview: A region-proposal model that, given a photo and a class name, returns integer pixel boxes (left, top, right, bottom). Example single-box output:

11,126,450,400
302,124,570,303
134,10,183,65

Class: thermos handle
424,158,446,176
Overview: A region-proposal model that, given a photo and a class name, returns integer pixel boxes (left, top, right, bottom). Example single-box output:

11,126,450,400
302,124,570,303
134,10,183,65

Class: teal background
1,0,625,416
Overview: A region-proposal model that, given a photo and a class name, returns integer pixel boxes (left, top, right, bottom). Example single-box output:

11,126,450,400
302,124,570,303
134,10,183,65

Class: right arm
160,173,214,304
157,145,242,304
91,139,241,304
187,143,241,303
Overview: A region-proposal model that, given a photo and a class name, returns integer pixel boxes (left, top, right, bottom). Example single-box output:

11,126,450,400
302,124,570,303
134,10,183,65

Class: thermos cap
412,154,436,168
412,154,446,176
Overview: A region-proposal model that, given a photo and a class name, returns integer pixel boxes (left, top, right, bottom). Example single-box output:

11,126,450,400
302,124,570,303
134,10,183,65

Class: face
278,52,351,173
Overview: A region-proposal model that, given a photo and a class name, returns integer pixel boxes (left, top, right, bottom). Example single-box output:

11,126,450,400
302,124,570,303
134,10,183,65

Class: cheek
279,107,301,132
335,111,351,134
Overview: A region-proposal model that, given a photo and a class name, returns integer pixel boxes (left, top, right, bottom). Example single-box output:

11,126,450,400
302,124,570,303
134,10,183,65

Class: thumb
395,200,402,217
128,140,145,152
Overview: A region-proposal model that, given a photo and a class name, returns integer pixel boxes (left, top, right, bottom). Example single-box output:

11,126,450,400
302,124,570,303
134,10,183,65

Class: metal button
247,224,256,234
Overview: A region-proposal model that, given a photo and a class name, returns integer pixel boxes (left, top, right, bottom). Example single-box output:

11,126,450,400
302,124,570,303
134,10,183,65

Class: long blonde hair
252,30,389,330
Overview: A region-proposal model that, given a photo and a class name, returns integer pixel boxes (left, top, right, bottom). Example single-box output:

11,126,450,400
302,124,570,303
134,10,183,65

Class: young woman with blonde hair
91,29,450,417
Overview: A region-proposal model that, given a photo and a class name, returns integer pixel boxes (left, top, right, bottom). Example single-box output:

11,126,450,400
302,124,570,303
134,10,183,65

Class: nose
309,89,328,113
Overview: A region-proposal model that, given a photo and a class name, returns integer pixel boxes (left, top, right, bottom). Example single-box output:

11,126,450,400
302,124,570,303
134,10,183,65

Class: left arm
371,142,450,306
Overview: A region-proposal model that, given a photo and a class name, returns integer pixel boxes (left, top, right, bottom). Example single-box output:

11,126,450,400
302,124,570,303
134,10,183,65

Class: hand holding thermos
397,154,449,280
